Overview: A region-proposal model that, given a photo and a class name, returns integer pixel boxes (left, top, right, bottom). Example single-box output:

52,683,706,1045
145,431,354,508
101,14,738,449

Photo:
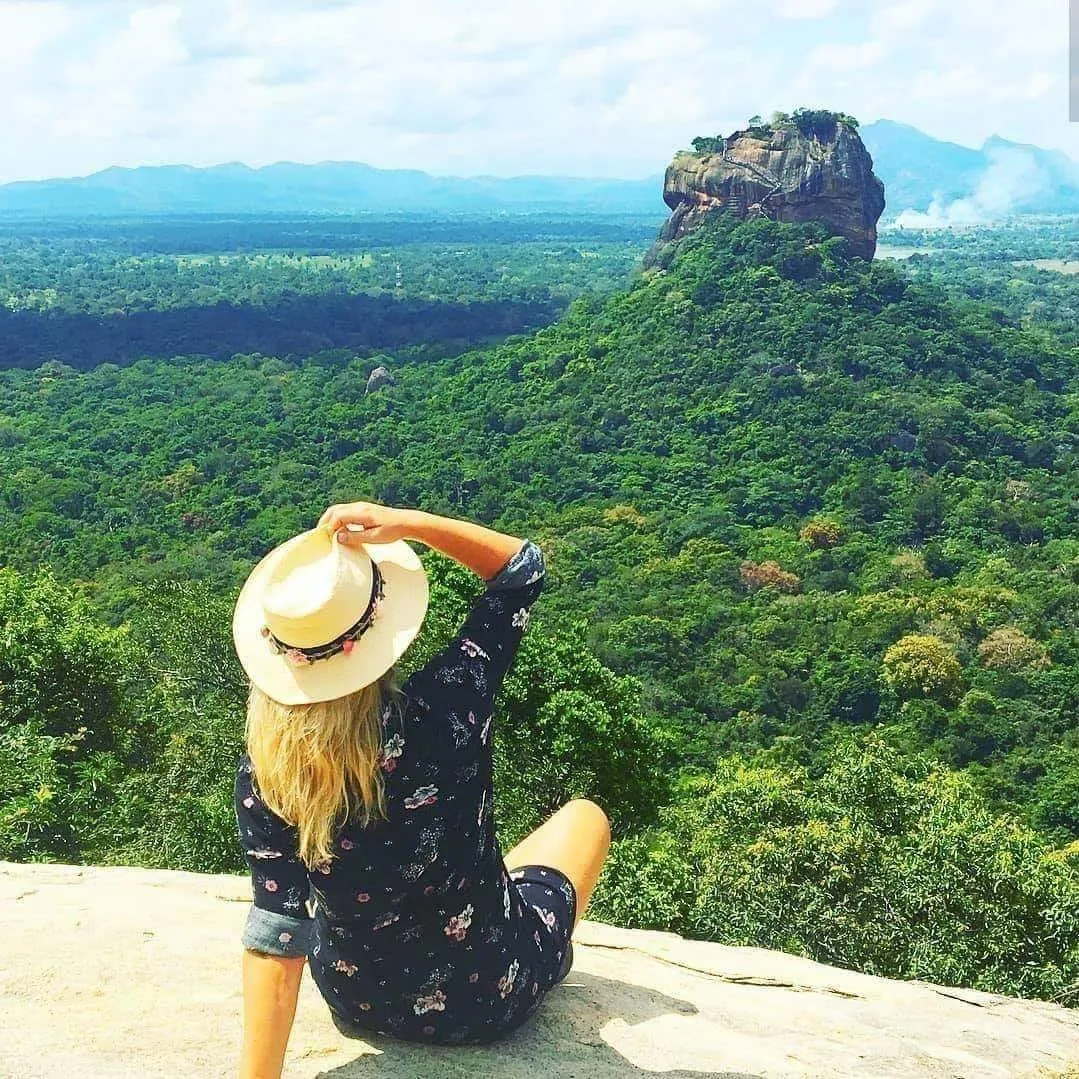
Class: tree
0,568,143,859
740,560,801,594
590,734,1079,1001
799,517,843,549
691,136,724,155
790,108,860,138
978,627,1051,672
882,634,964,703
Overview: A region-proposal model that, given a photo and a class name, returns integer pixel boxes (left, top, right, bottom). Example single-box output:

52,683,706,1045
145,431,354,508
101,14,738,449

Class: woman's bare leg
503,799,611,927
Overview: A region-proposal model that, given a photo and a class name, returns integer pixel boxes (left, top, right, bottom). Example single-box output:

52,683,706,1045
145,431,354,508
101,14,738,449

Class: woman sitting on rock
232,502,611,1077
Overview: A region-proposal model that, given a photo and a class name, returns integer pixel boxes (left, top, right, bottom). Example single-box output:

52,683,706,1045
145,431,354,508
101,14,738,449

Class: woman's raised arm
319,503,524,583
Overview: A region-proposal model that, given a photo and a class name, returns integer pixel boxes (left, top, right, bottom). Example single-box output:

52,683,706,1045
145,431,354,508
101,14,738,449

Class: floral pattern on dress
417,823,444,863
533,906,558,932
460,638,490,660
444,904,474,941
379,733,405,773
414,989,447,1015
404,785,438,810
448,712,474,748
497,958,520,999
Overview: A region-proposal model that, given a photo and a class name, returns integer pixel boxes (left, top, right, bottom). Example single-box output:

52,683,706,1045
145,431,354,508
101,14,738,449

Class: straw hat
233,526,429,705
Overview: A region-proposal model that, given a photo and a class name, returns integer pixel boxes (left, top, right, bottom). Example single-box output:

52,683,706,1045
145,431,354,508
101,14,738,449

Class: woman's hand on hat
318,502,414,546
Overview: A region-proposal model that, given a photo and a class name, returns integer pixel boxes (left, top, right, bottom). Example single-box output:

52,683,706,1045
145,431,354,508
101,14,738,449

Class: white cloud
0,1,71,65
870,0,933,35
806,40,887,70
776,0,839,19
0,0,1076,183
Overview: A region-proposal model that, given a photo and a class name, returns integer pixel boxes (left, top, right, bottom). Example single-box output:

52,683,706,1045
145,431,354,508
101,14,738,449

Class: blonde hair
245,670,400,868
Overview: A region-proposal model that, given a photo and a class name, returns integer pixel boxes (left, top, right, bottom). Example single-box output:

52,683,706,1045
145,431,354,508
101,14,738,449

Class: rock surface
3,861,1078,1079
652,121,886,261
364,365,395,394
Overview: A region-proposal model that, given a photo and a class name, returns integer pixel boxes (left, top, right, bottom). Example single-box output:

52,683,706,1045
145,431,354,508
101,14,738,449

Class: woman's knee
561,798,611,840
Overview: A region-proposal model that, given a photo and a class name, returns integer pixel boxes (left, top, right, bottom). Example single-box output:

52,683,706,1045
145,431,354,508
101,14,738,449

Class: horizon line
3,119,1075,191
0,159,668,190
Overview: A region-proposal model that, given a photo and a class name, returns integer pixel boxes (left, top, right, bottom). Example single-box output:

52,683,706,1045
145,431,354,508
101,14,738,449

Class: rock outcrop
651,118,886,262
4,861,1079,1078
365,365,395,394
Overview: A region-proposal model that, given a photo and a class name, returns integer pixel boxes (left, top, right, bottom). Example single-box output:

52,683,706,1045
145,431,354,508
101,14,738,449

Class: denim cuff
241,905,314,958
487,539,544,591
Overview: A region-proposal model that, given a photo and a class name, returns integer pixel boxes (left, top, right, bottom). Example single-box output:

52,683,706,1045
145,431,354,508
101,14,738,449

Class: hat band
262,562,385,667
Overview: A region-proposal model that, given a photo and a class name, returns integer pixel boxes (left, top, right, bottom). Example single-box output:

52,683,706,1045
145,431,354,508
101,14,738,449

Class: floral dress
235,540,577,1046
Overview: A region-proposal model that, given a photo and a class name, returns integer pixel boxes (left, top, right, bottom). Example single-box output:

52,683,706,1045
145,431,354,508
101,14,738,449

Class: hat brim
233,533,429,706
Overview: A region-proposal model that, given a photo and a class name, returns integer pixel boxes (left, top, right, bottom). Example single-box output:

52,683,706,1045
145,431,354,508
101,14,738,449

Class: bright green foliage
0,724,65,859
0,569,141,859
590,734,1079,1000
0,218,652,322
882,634,965,703
1030,752,1079,845
403,556,675,845
106,582,249,871
0,556,670,870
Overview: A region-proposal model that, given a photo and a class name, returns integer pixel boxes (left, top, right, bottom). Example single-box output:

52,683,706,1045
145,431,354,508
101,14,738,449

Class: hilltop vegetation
1,211,1077,1001
690,108,863,154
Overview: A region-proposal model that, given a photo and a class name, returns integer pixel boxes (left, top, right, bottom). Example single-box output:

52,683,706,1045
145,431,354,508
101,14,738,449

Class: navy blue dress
235,540,577,1046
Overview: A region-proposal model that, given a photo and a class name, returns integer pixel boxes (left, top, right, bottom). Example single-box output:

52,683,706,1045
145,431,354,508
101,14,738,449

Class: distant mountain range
0,162,664,218
860,120,1079,225
0,120,1076,222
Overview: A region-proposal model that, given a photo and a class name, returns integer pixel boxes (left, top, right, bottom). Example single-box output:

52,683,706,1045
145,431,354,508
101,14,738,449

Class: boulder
3,861,1078,1078
365,365,396,394
650,119,886,263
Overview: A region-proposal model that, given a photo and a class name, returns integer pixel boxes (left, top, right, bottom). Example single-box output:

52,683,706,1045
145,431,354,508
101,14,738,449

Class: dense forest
1,209,1077,1003
0,216,656,368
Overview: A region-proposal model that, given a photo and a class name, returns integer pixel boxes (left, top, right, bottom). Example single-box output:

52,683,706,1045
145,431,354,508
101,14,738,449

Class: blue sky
0,0,1075,183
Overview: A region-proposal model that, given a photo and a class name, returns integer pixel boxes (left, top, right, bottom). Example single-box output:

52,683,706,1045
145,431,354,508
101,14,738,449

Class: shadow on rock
316,970,757,1079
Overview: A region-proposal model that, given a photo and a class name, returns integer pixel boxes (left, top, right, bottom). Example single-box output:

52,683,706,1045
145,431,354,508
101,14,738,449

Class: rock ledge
2,861,1077,1078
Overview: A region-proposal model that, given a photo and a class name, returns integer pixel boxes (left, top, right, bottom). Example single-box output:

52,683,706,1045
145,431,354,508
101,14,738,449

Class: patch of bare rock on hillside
2,861,1078,1078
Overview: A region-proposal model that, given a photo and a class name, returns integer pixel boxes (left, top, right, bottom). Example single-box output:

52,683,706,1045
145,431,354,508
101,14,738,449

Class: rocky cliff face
651,120,886,261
